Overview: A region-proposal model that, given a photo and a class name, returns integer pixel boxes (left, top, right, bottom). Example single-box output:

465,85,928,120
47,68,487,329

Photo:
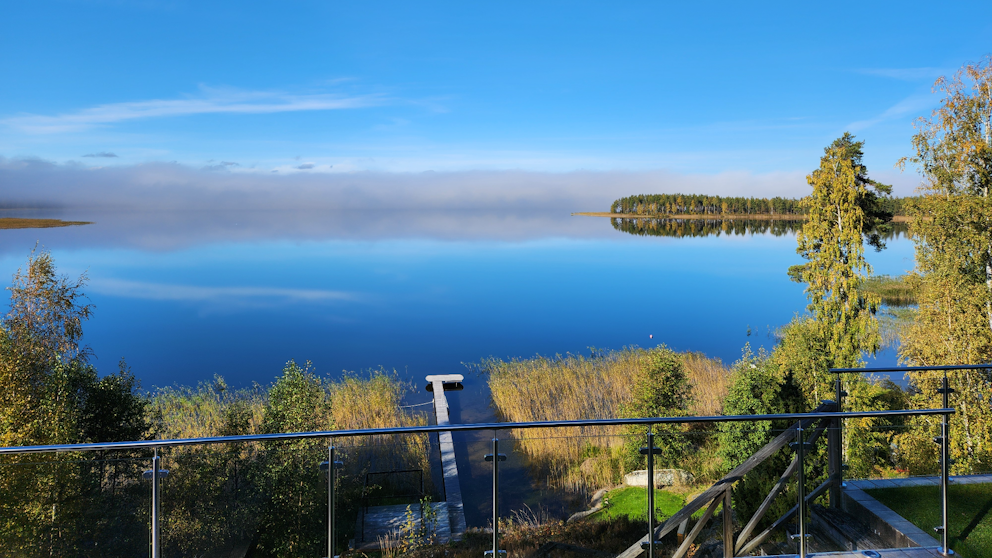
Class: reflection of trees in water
610,217,910,240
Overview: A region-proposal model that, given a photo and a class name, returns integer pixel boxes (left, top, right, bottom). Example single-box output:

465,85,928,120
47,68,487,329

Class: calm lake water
0,209,916,525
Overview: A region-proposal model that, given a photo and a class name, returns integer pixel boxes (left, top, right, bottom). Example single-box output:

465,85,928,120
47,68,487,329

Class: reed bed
147,367,434,555
329,370,432,492
485,348,730,491
863,274,917,306
683,352,731,417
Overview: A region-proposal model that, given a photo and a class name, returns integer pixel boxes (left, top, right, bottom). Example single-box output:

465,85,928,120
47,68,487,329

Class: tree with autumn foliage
898,57,992,473
786,133,892,398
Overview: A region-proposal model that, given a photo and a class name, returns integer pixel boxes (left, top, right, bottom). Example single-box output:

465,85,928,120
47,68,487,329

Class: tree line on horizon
609,192,914,218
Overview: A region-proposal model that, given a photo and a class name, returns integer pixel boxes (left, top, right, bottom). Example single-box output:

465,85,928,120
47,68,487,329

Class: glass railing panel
0,451,148,557
157,440,271,557
339,431,440,554
829,368,962,554
843,420,952,554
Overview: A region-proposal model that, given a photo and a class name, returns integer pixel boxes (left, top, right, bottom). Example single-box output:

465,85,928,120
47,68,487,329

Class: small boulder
623,469,693,487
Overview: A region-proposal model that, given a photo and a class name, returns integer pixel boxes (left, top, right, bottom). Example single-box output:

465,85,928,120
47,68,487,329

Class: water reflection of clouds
0,157,823,251
88,277,359,304
0,209,627,255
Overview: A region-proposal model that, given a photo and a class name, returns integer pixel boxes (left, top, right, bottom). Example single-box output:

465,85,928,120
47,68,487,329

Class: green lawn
587,486,687,523
866,484,992,558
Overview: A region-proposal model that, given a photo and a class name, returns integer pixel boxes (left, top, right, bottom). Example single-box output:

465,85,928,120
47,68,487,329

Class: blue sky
1,1,990,193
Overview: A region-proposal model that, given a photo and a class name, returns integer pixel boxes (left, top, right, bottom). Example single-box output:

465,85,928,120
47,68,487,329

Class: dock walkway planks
426,374,467,540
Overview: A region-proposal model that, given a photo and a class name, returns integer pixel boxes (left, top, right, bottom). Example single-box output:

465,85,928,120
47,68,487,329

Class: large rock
623,469,693,488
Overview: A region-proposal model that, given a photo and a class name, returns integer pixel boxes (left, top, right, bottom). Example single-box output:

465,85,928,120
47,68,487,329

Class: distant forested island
608,193,914,217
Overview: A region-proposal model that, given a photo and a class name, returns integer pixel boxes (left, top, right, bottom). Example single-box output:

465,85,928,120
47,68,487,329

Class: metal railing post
484,436,506,558
640,429,663,557
329,445,334,558
790,424,810,558
151,447,161,558
322,445,344,558
937,373,954,556
831,376,847,508
321,445,344,557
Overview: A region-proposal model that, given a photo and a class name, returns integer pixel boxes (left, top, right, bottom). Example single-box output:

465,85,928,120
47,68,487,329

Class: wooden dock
426,374,467,540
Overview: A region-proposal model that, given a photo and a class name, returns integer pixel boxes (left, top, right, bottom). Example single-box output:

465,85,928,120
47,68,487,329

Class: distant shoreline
0,218,92,230
573,212,912,223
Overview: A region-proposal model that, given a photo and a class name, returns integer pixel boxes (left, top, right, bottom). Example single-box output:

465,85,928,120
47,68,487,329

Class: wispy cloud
82,151,118,158
846,93,935,132
857,67,947,81
3,87,385,134
89,277,358,303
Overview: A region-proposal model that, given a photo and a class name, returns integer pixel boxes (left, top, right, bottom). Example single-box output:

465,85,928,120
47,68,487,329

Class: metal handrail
830,363,992,373
0,408,953,456
0,407,957,558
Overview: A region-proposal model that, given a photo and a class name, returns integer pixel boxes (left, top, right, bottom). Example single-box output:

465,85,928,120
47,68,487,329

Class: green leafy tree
0,250,149,556
620,346,694,469
897,56,992,472
0,249,93,446
717,345,804,530
721,136,897,528
255,360,331,557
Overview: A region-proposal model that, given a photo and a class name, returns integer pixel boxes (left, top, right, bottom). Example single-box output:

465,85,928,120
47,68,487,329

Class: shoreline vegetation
482,347,730,491
0,218,92,229
573,211,912,222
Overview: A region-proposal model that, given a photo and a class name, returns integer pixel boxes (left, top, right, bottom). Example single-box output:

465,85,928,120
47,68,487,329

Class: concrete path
847,473,992,490
762,549,945,557
829,473,992,555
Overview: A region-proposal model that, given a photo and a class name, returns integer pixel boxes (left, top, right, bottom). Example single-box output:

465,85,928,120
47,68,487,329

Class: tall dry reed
486,349,646,490
329,370,432,492
486,348,729,490
682,353,730,417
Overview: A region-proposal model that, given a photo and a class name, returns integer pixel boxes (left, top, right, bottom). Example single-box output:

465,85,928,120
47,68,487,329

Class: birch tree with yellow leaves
899,57,992,473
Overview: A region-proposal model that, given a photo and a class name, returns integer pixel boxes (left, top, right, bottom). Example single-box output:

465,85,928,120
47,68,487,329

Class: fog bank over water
1,157,811,211
0,157,923,251
0,209,631,254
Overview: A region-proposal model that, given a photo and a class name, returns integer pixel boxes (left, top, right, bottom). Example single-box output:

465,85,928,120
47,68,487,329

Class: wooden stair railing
615,401,839,558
